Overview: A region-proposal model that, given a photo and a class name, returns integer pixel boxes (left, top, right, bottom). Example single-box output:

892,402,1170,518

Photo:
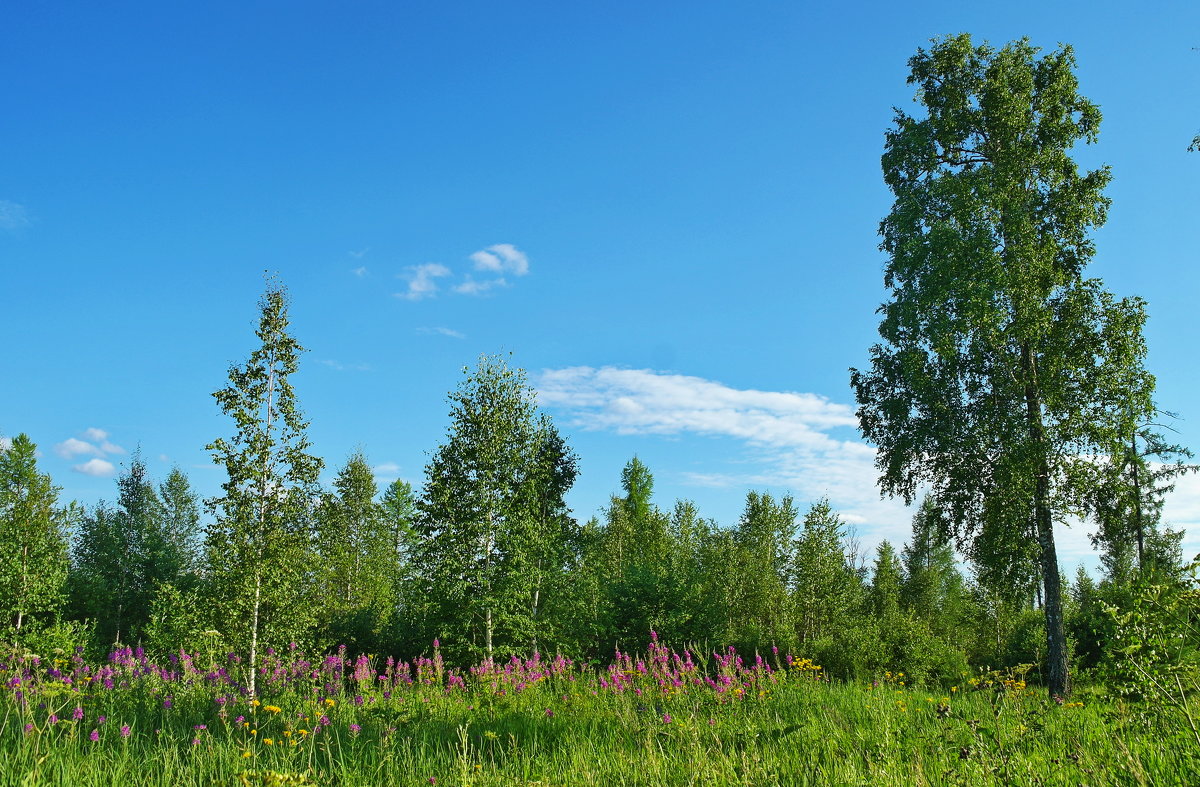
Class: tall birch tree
851,35,1159,697
205,280,322,694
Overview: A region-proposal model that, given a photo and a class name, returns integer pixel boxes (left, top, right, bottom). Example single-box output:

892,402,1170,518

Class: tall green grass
2,644,1196,786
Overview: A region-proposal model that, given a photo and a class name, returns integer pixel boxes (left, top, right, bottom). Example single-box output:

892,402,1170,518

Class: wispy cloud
0,201,30,232
396,263,451,301
352,266,368,277
371,462,404,483
535,366,1193,563
453,277,508,296
55,428,126,461
417,326,466,339
349,247,370,259
0,436,11,451
317,359,371,372
470,243,530,276
82,427,125,455
535,366,899,531
73,458,116,477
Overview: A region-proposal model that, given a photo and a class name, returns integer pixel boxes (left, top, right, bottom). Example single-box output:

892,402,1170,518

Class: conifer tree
317,452,395,652
71,453,165,646
869,541,903,621
158,467,202,581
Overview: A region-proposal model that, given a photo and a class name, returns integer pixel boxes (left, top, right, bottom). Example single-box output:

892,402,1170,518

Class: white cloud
158,453,170,463
470,243,529,276
55,429,125,460
453,277,508,296
0,436,11,451
349,247,370,259
536,366,906,537
73,458,116,477
0,200,30,232
352,266,368,277
396,263,451,301
417,326,466,339
55,437,103,459
1162,470,1200,561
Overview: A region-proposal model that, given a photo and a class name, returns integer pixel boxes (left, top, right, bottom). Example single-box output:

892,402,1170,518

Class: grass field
3,638,1196,786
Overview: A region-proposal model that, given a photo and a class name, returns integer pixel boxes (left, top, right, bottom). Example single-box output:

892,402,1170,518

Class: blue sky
3,1,1199,569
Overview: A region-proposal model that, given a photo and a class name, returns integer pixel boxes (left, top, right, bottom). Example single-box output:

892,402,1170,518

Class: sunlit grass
2,640,1196,786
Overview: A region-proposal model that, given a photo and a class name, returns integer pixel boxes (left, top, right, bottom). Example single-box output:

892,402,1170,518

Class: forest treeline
0,288,1192,691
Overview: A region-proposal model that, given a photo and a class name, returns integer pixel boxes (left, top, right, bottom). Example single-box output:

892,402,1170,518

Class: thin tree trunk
250,352,277,698
485,607,493,659
249,570,261,697
1131,432,1145,571
1023,343,1069,698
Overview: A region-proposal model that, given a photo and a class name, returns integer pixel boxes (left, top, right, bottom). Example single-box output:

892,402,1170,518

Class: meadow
3,634,1196,787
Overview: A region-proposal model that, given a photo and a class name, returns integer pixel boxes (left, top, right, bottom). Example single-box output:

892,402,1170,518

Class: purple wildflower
89,729,100,742
48,714,58,725
349,723,361,736
662,713,672,724
73,706,84,721
23,723,33,734
120,724,131,738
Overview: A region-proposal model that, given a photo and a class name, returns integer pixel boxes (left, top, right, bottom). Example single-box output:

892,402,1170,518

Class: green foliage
870,541,903,621
159,466,203,580
729,491,798,650
0,434,70,640
316,452,395,653
1101,564,1200,745
417,354,578,662
204,279,323,692
792,498,861,645
69,454,193,649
